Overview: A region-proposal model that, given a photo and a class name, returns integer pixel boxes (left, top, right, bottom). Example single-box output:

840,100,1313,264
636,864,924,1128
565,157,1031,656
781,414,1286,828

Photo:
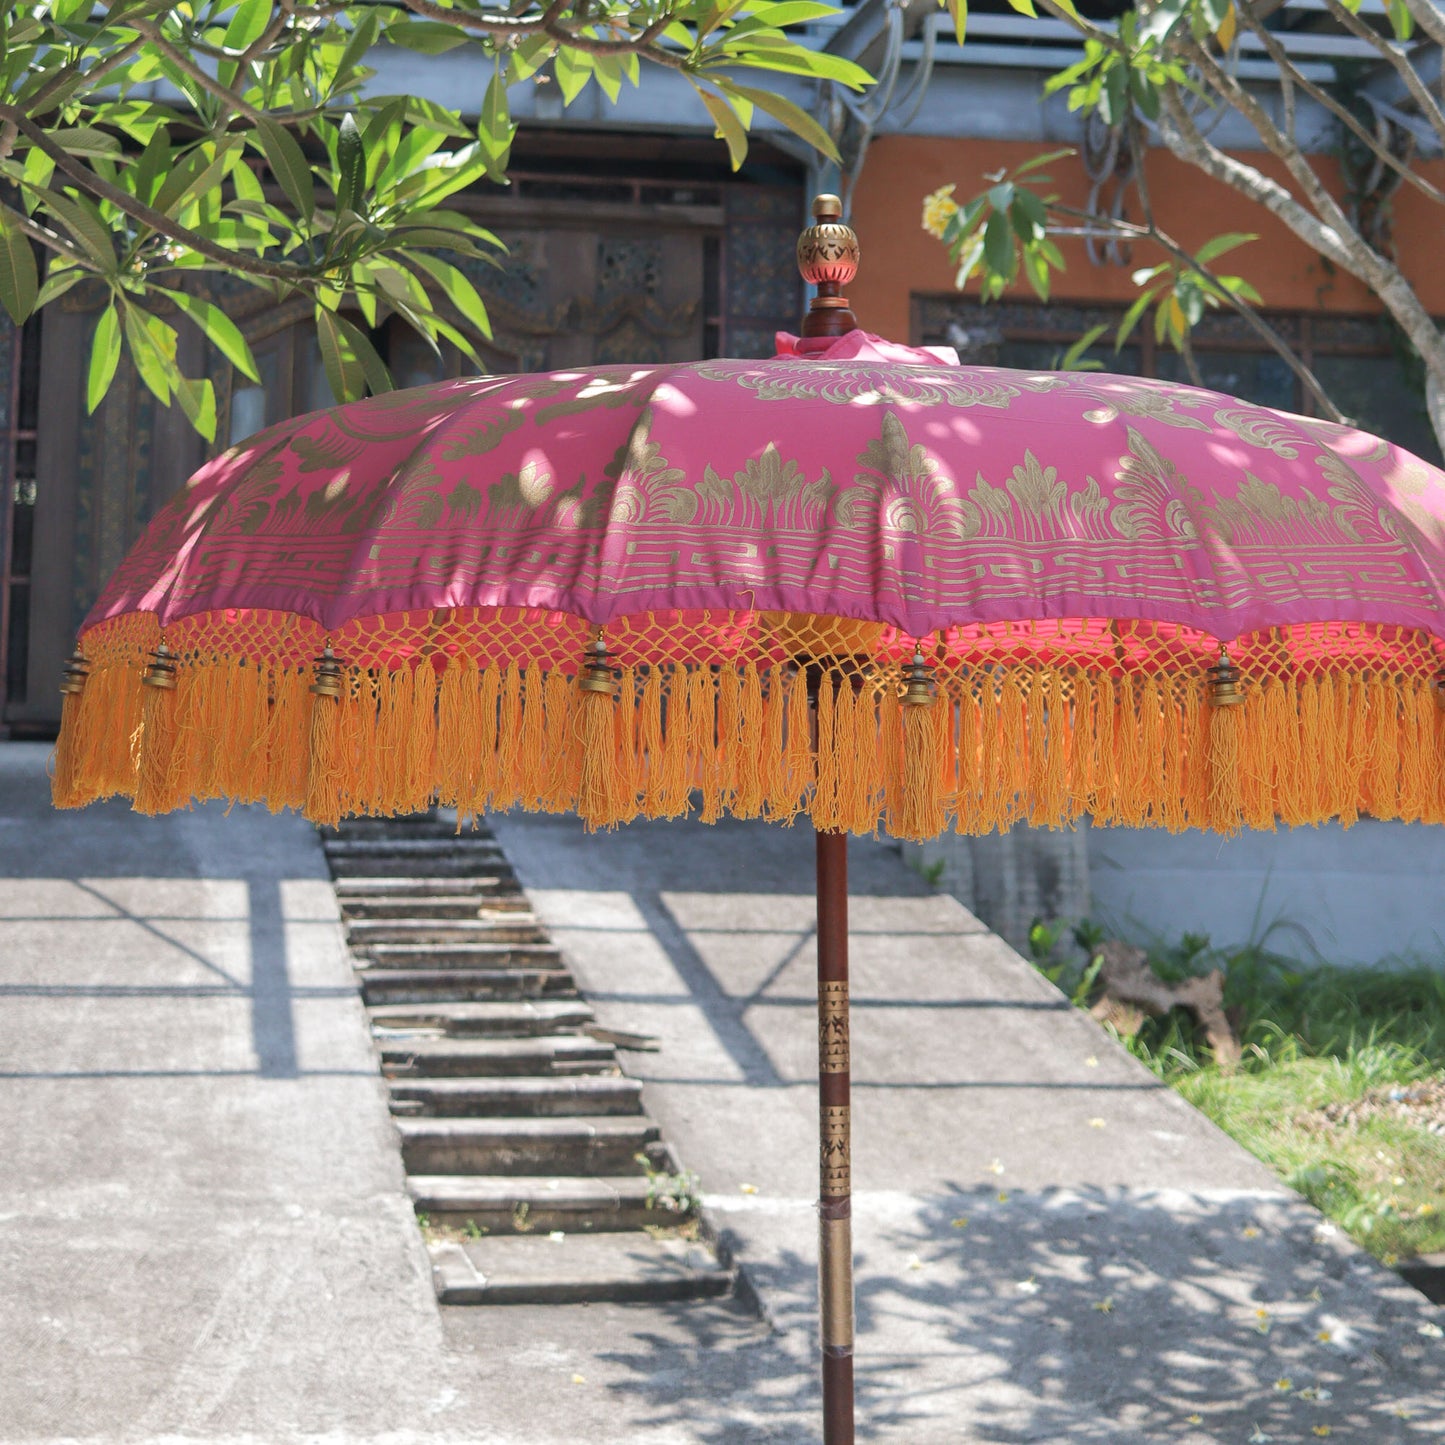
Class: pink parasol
51,196,1445,1444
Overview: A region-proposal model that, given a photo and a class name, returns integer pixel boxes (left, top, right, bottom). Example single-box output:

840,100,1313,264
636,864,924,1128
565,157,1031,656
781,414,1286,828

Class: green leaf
385,20,471,54
1060,323,1108,371
315,308,390,402
1191,231,1257,265
88,308,121,415
34,268,84,308
254,116,315,221
697,87,748,170
1387,0,1414,39
553,47,592,106
222,0,271,52
0,209,38,324
1116,286,1158,347
121,304,178,406
408,253,493,341
716,79,839,163
156,287,261,383
1005,0,1036,14
1023,246,1051,301
53,127,122,158
334,9,380,88
315,306,364,403
946,0,967,43
478,63,514,180
154,140,238,220
982,209,1014,278
35,189,116,271
174,375,217,442
336,113,365,214
129,125,171,207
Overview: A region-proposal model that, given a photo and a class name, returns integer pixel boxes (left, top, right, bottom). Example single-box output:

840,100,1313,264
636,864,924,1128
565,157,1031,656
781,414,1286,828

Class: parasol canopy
53,325,1445,841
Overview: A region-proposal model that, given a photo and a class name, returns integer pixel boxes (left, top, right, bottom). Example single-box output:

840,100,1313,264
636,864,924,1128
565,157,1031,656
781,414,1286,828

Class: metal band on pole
816,827,854,1445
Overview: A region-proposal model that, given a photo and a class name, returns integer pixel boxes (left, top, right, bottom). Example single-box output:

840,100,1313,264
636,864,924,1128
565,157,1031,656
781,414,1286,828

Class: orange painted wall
848,134,1445,343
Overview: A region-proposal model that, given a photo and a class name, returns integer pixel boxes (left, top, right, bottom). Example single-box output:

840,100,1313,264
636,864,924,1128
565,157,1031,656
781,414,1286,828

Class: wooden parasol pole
815,828,854,1443
798,194,861,1445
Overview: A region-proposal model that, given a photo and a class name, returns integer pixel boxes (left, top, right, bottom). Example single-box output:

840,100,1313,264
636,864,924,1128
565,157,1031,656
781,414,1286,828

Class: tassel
814,673,840,832
264,665,310,812
351,670,381,814
1092,674,1118,825
305,687,346,828
1238,682,1274,832
1160,676,1186,832
1137,674,1166,827
436,653,480,812
1113,675,1146,827
52,649,90,808
494,664,524,811
1206,698,1244,834
1030,669,1069,828
735,662,766,818
577,683,621,830
952,674,978,833
544,668,577,812
1068,672,1095,818
639,667,665,814
133,646,181,815
932,676,956,831
999,671,1028,828
165,661,210,807
899,689,944,842
406,662,440,812
470,663,501,816
1334,673,1362,829
517,667,548,810
847,680,879,835
718,664,742,806
656,667,691,817
614,666,641,822
762,667,796,821
782,665,813,817
688,667,717,822
1401,680,1432,822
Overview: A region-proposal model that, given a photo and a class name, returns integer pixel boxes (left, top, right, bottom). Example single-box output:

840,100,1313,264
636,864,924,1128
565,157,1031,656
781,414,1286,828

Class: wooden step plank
380,1035,615,1077
409,1174,680,1233
369,1000,595,1036
355,942,564,971
429,1234,733,1306
397,1116,660,1175
360,969,577,1005
388,1076,642,1117
347,918,548,946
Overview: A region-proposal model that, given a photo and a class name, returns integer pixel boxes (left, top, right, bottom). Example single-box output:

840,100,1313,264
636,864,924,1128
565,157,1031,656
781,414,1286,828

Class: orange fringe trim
47,650,1445,843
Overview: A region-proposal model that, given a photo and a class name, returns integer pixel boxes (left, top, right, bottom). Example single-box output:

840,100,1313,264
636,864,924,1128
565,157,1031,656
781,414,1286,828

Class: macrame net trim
53,605,1445,841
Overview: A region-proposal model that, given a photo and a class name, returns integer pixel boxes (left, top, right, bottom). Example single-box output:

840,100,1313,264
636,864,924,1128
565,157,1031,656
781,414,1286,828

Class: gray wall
1089,821,1445,968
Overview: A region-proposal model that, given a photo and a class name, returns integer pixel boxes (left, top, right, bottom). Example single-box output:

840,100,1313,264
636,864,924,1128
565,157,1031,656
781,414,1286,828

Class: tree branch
125,17,272,126
0,103,318,285
1322,0,1445,147
1401,0,1445,51
1159,88,1445,386
1238,6,1445,207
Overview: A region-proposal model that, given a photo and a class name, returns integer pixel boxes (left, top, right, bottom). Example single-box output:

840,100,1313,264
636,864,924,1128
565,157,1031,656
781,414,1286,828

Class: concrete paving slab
4,731,1443,1445
482,810,1445,1442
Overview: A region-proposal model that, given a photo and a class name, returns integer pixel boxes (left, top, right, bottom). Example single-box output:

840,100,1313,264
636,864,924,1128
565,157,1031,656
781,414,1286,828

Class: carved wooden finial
797,194,860,338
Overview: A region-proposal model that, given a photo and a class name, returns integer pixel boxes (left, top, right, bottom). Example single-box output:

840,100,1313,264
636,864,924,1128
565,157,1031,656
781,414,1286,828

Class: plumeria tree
923,0,1445,451
0,0,871,437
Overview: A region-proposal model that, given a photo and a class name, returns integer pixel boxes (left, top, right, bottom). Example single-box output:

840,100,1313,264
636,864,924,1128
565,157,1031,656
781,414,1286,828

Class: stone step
360,969,577,1005
396,1116,661,1175
340,895,532,921
329,853,516,879
380,1035,616,1077
388,1075,643,1118
332,818,489,842
325,836,506,859
369,1000,595,1037
333,875,516,900
356,942,564,971
429,1233,733,1306
410,1174,686,1233
347,917,548,947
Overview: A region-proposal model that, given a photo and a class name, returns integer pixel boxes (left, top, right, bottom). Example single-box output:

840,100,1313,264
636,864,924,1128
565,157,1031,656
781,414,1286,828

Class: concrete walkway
2,740,1441,1443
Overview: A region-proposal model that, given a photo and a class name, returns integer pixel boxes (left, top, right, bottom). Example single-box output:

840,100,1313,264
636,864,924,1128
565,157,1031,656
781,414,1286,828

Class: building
7,0,1442,962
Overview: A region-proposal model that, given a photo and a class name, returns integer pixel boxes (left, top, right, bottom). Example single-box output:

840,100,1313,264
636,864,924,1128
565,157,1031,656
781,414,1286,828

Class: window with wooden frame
912,297,1443,465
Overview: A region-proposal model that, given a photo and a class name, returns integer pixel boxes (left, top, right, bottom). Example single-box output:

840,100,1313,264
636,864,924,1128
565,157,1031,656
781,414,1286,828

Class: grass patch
1031,923,1445,1263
